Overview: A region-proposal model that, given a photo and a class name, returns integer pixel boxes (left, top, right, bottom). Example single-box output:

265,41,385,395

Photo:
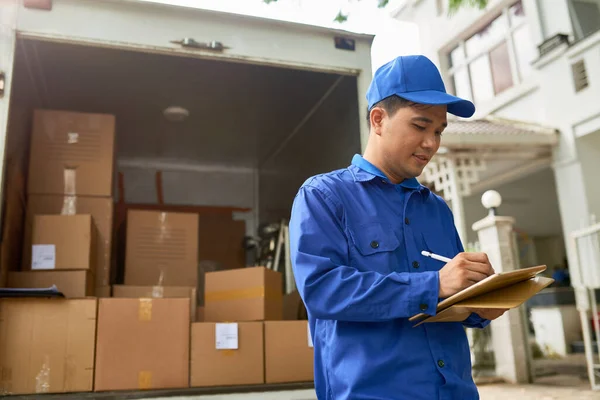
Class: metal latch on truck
170,38,230,51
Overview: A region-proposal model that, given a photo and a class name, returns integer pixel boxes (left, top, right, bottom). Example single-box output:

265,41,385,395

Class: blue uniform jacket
289,155,489,400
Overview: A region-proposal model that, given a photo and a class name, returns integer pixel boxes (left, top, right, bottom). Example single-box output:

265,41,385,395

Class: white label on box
308,323,313,348
67,132,79,144
32,245,56,270
215,323,238,350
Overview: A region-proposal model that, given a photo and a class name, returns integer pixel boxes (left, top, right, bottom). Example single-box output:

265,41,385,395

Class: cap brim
398,90,475,118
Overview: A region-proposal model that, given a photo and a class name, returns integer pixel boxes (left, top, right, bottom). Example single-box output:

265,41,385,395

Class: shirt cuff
408,271,440,316
462,313,491,329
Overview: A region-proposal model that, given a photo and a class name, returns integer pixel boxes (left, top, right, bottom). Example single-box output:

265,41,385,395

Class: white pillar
472,198,532,384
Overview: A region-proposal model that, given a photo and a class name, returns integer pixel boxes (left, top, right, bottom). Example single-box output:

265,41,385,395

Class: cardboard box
190,322,264,387
95,286,112,298
113,285,197,322
23,195,113,287
196,306,205,322
95,298,190,391
125,210,198,287
28,109,115,197
283,290,308,320
8,270,94,298
31,214,96,271
205,267,282,322
264,321,314,384
0,298,97,394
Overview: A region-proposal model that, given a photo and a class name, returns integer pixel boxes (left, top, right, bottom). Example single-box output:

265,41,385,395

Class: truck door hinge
0,72,5,98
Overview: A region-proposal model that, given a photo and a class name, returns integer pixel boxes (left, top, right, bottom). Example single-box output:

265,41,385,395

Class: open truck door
0,0,18,257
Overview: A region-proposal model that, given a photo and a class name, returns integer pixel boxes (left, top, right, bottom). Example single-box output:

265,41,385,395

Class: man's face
374,104,447,182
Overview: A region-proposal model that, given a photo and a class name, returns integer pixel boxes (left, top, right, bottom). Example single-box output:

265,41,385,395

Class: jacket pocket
348,222,401,273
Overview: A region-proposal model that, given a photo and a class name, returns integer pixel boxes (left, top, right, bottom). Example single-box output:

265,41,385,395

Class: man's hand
438,252,495,298
468,308,508,321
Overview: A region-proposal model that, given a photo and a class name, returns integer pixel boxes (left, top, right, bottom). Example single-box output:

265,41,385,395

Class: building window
446,1,537,106
568,0,600,40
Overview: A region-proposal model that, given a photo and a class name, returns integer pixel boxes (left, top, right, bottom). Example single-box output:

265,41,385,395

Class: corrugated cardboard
95,286,112,298
198,213,246,270
94,298,190,391
196,306,205,322
0,298,97,395
204,267,283,322
283,290,308,320
264,321,314,384
23,195,113,287
190,322,264,387
31,214,96,271
125,210,198,287
8,270,94,298
27,109,115,197
112,285,197,322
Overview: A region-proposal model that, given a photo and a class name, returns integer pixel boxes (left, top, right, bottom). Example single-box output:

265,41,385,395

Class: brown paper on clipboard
410,265,554,327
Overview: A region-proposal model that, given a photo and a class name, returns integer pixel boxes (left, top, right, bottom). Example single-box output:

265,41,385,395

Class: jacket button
405,217,410,225
438,360,445,368
370,241,379,249
412,261,420,269
420,304,427,311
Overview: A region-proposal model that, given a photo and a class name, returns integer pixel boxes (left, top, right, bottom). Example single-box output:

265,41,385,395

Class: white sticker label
67,132,79,144
308,323,313,348
32,245,56,270
215,323,238,350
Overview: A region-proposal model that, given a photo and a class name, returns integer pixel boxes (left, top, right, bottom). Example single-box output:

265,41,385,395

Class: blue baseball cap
366,55,475,118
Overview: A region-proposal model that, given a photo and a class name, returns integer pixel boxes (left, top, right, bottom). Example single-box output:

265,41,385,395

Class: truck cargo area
8,37,361,230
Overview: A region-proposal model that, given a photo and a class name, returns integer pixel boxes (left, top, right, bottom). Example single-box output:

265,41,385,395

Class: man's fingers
465,270,489,284
460,252,489,264
463,261,494,276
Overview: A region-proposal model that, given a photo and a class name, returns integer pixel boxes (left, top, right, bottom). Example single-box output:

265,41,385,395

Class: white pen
421,250,452,263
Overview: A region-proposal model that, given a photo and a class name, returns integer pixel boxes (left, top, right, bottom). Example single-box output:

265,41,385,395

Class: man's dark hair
366,95,416,128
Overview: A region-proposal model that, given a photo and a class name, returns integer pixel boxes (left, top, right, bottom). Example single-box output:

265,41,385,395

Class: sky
138,0,421,73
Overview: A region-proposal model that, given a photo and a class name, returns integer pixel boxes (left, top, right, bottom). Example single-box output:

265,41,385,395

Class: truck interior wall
0,41,42,285
258,76,362,224
4,38,361,279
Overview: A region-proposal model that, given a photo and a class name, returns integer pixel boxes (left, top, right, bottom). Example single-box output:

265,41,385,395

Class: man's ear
370,107,385,136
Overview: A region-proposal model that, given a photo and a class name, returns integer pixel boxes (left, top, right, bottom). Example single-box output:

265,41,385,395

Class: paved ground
478,375,599,399
155,376,599,400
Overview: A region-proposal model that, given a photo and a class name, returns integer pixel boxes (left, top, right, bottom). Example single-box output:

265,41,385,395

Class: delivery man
289,55,506,400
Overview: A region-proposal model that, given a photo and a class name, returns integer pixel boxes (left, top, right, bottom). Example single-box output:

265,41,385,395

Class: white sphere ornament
481,190,502,210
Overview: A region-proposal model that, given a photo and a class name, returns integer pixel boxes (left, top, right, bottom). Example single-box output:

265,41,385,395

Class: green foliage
263,0,489,22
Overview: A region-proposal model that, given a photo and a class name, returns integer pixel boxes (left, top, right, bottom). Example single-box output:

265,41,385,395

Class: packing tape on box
61,168,77,215
205,286,282,303
152,270,165,298
138,371,152,389
138,299,153,321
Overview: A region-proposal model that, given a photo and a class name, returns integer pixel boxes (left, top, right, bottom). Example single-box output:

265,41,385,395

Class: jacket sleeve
289,184,440,322
448,210,491,329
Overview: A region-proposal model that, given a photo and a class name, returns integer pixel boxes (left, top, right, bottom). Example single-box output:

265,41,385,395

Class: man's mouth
412,154,430,162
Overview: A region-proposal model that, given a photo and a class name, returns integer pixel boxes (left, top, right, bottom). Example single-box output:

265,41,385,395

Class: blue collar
350,154,423,190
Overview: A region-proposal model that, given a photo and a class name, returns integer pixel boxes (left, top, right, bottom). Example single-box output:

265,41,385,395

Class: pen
421,250,452,263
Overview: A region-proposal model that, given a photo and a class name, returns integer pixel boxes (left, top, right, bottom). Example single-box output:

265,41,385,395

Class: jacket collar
350,154,426,191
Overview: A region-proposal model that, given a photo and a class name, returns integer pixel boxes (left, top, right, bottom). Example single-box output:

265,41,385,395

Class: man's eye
413,124,426,131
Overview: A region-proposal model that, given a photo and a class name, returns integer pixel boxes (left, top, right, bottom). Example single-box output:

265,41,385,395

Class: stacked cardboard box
0,298,98,394
94,298,190,391
191,267,313,387
92,209,200,392
10,110,116,297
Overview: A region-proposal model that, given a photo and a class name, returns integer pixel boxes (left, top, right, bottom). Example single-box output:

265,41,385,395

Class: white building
391,0,600,385
391,0,599,280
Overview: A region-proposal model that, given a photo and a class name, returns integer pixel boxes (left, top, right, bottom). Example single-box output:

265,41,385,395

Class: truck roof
118,0,375,42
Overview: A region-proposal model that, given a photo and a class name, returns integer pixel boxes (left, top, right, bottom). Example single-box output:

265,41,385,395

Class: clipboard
409,265,554,327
